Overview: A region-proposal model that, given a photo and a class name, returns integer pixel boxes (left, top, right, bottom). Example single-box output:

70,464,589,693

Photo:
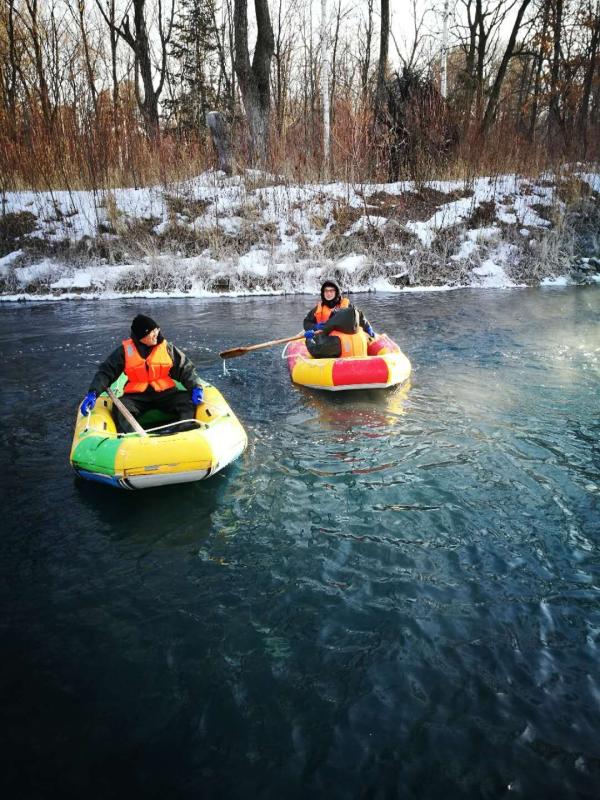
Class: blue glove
191,386,204,405
365,324,375,338
80,391,97,415
313,322,325,331
304,330,315,340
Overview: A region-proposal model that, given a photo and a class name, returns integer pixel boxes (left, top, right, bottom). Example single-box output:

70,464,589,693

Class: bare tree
547,0,564,142
375,0,389,123
359,0,374,98
234,0,274,164
272,0,294,134
526,0,551,140
480,0,533,134
390,0,432,72
453,0,522,130
22,0,51,124
212,0,235,113
68,0,98,115
96,0,175,136
578,0,600,154
1,0,21,124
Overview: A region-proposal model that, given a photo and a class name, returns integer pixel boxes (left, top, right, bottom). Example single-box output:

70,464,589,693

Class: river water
1,288,599,799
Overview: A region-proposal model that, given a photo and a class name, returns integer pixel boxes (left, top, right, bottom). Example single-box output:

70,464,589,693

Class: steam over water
1,287,599,798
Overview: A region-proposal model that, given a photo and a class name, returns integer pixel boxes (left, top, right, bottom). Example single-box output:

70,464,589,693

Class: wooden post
206,111,233,175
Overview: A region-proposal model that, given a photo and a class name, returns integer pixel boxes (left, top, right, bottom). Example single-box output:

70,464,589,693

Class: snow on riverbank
1,169,599,301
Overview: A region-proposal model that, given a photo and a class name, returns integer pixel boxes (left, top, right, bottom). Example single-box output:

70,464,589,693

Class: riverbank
1,169,599,300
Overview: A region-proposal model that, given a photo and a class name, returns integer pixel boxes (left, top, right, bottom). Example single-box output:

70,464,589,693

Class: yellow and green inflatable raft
70,378,247,489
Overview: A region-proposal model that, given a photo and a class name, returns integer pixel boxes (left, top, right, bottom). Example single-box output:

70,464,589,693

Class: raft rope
281,340,312,363
83,402,227,437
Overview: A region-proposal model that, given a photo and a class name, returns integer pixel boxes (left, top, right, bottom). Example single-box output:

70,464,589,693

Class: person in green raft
79,314,204,433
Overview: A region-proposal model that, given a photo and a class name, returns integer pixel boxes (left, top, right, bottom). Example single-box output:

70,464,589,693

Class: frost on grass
1,169,599,299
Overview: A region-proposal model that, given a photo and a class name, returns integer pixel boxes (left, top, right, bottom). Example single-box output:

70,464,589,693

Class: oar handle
107,388,148,437
219,333,305,359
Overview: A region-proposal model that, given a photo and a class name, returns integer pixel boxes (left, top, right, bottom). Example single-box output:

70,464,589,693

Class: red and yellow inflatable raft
285,334,411,391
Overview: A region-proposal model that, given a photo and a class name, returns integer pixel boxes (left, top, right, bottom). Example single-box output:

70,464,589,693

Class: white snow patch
406,195,477,246
468,226,501,242
497,208,518,225
0,249,24,274
335,254,369,274
237,249,271,276
51,272,93,289
345,215,388,235
451,239,478,261
471,243,519,288
541,275,571,287
513,195,552,227
14,259,59,284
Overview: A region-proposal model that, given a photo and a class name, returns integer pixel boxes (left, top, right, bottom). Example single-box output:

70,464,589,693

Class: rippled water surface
1,288,599,799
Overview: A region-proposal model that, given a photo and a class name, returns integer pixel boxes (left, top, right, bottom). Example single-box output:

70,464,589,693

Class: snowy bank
1,170,599,300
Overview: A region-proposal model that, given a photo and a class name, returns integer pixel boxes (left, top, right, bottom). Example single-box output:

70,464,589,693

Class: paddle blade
219,347,248,359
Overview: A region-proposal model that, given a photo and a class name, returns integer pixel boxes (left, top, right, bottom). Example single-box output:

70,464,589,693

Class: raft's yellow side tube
286,335,411,391
70,383,247,489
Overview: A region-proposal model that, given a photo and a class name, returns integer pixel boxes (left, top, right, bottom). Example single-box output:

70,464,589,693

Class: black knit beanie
131,314,158,339
321,280,341,308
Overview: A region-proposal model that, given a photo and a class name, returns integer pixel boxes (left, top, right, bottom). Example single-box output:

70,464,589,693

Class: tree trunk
528,0,551,141
24,0,51,126
461,0,478,133
329,0,343,125
233,0,274,165
321,0,330,170
547,0,564,143
479,0,532,136
74,0,98,115
360,0,374,98
374,0,389,124
131,1,159,134
474,0,487,121
108,0,120,130
578,1,600,156
211,4,234,114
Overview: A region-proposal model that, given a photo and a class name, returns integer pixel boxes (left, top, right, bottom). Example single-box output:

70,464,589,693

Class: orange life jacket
314,297,350,324
335,329,369,358
122,338,175,394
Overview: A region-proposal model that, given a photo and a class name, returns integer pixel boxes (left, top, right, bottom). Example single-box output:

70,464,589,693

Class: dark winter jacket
303,303,372,334
305,307,361,359
88,334,203,396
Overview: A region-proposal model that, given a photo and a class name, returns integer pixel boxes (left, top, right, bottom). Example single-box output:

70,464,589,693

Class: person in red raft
302,280,376,359
79,314,204,433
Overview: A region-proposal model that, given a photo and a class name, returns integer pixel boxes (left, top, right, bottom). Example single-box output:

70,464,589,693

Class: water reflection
285,382,413,476
74,467,234,549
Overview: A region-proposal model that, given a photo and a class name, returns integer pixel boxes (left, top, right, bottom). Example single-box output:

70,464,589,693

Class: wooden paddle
219,333,305,359
106,387,148,437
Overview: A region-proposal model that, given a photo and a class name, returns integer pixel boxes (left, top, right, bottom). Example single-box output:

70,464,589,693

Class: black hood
320,280,342,308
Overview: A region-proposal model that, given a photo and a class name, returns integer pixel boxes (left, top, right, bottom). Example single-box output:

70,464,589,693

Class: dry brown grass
0,211,38,256
4,87,596,194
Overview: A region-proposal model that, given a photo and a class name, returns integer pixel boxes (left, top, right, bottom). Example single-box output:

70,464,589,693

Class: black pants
115,389,195,433
306,334,342,359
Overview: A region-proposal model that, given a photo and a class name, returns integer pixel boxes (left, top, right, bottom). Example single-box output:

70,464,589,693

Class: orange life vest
122,338,176,394
335,329,369,358
314,297,350,324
